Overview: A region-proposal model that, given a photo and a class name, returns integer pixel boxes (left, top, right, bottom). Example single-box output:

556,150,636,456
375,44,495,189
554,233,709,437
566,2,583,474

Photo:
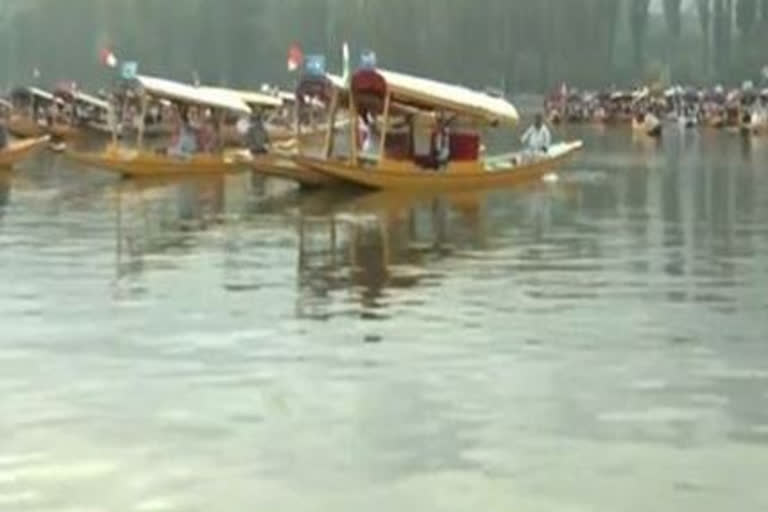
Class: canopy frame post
378,91,392,163
110,100,119,147
349,93,358,164
137,93,148,150
294,95,301,140
323,88,339,159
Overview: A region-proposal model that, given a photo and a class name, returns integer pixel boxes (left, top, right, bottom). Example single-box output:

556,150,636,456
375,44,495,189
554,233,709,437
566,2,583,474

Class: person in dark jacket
246,110,269,155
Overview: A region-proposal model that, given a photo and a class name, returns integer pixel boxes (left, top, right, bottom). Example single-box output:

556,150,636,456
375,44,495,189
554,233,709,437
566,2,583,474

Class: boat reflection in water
294,184,574,320
111,174,298,284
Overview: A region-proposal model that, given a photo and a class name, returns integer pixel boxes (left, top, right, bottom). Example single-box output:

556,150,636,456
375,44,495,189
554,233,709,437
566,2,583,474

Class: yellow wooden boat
7,86,81,140
7,115,45,138
247,151,337,187
244,72,354,188
293,67,582,190
53,86,114,137
204,74,350,188
66,74,253,177
0,136,50,167
631,112,662,138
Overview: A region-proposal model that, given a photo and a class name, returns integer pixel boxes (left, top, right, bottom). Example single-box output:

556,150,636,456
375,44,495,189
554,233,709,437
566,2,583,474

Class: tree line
0,0,767,93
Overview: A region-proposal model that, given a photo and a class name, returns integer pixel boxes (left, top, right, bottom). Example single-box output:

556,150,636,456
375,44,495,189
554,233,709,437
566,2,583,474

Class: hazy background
0,0,767,93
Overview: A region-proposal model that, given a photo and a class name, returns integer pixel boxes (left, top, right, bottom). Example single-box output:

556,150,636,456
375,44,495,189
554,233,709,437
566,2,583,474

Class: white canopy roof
199,86,283,109
358,69,519,125
74,91,110,110
23,86,56,102
278,90,296,104
325,74,346,90
134,75,251,114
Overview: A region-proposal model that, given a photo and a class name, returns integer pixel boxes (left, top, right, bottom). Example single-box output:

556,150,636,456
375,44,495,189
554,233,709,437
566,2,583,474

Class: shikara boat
199,85,283,147
296,68,582,190
66,74,252,177
246,72,351,188
632,112,662,138
201,84,347,147
0,136,50,168
53,86,113,136
7,86,74,139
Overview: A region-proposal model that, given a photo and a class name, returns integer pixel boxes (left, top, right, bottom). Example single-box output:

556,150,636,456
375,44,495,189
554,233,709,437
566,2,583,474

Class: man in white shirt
521,113,552,154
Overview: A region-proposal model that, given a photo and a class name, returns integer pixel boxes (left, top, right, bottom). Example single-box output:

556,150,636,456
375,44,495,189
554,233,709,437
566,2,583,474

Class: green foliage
0,0,764,93
663,0,683,38
736,0,757,35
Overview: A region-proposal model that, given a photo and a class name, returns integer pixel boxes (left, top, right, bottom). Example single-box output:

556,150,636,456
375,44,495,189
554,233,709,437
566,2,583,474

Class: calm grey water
1,127,767,511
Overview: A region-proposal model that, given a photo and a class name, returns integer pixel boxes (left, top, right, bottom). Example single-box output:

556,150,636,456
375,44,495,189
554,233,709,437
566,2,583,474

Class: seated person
433,120,451,169
168,111,199,157
520,113,552,154
245,112,269,155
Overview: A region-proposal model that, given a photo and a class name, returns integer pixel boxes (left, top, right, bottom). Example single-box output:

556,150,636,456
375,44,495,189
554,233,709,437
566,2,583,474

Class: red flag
100,48,118,68
287,43,303,72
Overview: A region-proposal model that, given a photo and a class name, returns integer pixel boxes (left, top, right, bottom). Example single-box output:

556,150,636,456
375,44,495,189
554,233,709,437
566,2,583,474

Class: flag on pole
342,42,350,84
287,43,303,72
100,48,118,68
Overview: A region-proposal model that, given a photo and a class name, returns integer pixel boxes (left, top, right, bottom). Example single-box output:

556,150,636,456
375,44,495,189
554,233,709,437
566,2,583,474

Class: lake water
1,127,767,511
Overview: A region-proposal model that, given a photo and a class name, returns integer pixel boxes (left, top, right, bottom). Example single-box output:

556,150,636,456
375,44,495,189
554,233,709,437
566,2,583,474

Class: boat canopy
296,73,347,105
0,98,11,110
74,91,110,110
199,86,283,109
54,86,110,111
351,68,519,126
131,75,251,114
277,90,297,104
12,86,57,102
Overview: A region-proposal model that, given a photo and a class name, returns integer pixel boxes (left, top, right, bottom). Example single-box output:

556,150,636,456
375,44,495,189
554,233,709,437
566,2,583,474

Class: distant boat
632,112,662,138
0,136,49,168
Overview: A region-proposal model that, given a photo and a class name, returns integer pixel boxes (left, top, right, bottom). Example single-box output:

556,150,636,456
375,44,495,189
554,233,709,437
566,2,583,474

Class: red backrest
385,132,411,159
449,132,479,161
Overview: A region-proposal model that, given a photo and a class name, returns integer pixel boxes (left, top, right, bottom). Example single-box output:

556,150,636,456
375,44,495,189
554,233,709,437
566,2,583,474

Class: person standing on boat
245,110,269,155
521,113,551,154
433,116,451,169
360,111,378,155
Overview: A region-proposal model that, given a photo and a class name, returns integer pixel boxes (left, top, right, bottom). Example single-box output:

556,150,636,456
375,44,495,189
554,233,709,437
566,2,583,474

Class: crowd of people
545,83,768,133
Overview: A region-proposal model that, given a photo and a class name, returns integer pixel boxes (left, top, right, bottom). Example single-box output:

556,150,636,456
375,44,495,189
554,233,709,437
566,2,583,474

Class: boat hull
8,116,45,138
65,147,247,177
296,141,583,190
0,136,50,167
248,153,338,188
8,116,80,139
